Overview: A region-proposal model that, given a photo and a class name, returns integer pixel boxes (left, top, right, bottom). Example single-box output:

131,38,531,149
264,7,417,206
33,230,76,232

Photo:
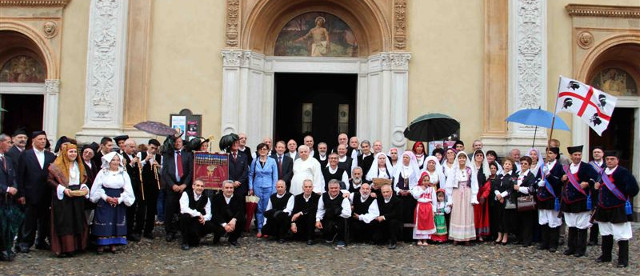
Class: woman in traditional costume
470,150,491,241
411,172,437,245
432,188,450,243
446,151,479,245
89,152,135,254
47,144,90,257
424,156,446,190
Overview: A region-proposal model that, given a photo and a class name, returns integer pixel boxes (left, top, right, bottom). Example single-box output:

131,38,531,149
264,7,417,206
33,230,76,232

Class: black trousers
372,218,401,244
320,217,347,243
291,213,316,241
211,218,245,243
517,210,535,245
18,201,50,247
180,215,214,245
133,188,159,235
164,189,181,235
262,211,290,239
349,218,375,243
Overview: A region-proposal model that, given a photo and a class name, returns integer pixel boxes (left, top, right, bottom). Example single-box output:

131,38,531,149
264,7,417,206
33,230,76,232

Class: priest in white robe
290,145,325,195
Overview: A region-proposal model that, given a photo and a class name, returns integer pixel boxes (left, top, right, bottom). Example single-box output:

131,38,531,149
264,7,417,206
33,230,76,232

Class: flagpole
548,76,563,149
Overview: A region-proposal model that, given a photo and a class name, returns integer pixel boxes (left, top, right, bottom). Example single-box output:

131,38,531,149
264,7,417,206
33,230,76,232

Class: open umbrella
505,107,570,146
133,121,177,136
244,195,260,232
219,133,239,152
404,113,460,141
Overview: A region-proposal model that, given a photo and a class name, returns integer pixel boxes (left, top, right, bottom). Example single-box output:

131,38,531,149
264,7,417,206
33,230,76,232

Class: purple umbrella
133,121,177,136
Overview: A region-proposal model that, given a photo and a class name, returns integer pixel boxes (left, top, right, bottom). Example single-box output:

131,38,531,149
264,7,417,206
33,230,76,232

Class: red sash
563,165,587,196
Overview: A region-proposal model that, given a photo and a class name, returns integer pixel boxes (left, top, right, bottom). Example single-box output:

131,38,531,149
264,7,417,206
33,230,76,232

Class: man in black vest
122,138,142,242
322,153,348,191
289,179,320,245
373,184,402,249
347,183,379,243
348,167,366,193
593,150,639,268
179,180,213,250
357,140,374,176
16,131,56,253
315,179,351,248
137,139,163,239
161,136,193,242
336,144,354,178
315,142,329,168
211,180,245,246
262,180,293,243
561,145,597,257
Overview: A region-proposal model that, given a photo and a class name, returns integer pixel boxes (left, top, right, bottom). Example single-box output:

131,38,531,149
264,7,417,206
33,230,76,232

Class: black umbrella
133,121,177,136
403,113,460,141
219,133,239,152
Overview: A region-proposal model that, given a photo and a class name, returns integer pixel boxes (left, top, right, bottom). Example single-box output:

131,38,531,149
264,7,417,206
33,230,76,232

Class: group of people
0,129,637,268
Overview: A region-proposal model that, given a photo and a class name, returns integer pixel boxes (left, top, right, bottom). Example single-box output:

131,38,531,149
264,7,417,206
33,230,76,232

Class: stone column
76,0,129,143
507,0,547,150
43,79,60,140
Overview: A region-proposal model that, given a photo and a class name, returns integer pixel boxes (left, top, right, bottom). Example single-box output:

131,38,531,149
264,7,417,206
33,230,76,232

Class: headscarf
470,150,490,177
366,152,394,181
393,151,420,188
447,151,471,189
418,171,430,186
425,156,442,174
101,152,124,173
52,143,86,184
526,148,542,173
387,147,402,167
442,147,457,166
424,155,444,186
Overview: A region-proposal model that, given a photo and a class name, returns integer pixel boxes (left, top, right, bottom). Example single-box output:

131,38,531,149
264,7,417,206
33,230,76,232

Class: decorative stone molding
43,21,57,38
226,0,240,47
393,0,407,50
222,50,243,67
577,31,594,49
509,0,547,135
566,4,640,18
390,52,411,70
44,79,59,94
0,0,69,6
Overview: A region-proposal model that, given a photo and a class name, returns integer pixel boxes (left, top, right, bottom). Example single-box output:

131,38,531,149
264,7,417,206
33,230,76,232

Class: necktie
233,152,237,161
278,156,283,177
0,155,5,171
176,151,183,179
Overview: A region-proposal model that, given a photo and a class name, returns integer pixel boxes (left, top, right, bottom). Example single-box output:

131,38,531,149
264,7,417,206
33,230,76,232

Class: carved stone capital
222,50,243,67
389,52,411,70
44,79,59,94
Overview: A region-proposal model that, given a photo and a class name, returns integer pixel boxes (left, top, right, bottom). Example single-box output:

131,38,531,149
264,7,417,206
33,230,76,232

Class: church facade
1,1,639,184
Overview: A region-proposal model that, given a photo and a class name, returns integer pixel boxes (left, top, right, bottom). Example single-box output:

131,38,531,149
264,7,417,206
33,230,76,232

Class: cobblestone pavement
2,223,639,275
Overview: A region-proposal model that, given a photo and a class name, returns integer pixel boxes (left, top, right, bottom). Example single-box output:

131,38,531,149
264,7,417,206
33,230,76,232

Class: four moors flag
555,76,617,136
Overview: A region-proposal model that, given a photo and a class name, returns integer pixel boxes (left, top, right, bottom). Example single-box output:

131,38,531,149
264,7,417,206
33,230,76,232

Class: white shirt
224,194,233,205
265,193,295,217
318,154,327,161
348,194,379,223
283,193,312,214
34,148,45,169
570,162,580,174
291,157,325,195
604,166,617,175
517,169,530,194
179,191,212,221
316,194,352,221
89,169,136,206
289,152,298,160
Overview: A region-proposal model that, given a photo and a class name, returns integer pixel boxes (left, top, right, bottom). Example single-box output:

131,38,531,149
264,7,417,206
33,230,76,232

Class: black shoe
617,263,628,268
143,233,154,240
212,236,221,245
596,255,610,263
306,240,315,245
35,243,50,250
588,240,598,246
165,233,176,242
563,249,575,255
0,251,9,262
388,242,397,250
549,247,557,253
18,244,30,253
278,239,286,244
229,240,239,247
573,251,585,257
128,233,141,242
181,244,190,250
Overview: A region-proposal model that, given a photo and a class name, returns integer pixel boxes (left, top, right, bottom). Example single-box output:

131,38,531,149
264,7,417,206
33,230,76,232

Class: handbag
517,195,536,212
504,199,516,210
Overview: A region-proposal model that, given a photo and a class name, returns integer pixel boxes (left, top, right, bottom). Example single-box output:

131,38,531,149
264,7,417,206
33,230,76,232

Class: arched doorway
0,30,46,136
585,43,640,170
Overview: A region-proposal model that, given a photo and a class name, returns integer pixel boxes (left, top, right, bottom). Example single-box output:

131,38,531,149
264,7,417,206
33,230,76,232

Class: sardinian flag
555,76,617,136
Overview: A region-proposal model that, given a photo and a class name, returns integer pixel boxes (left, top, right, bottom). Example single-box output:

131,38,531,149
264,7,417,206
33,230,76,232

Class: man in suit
272,141,293,192
228,138,249,196
6,128,27,169
122,139,142,242
211,180,245,246
137,139,163,239
373,184,402,249
15,131,56,253
286,139,299,160
161,136,193,242
0,133,19,261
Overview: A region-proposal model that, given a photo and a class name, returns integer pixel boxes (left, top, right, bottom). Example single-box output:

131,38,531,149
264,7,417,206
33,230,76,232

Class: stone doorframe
221,50,411,150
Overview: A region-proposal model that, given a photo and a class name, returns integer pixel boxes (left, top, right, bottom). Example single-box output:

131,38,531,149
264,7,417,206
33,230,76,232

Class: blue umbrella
506,108,570,146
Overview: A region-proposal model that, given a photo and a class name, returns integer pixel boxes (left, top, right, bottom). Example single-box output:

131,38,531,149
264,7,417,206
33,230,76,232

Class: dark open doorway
1,94,44,135
274,73,357,148
589,107,634,169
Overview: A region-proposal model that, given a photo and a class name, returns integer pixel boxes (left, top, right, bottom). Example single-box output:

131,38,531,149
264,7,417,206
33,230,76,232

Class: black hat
604,150,619,159
454,140,464,147
54,136,70,153
567,145,583,154
81,144,94,154
592,145,604,152
547,147,560,156
148,139,161,147
89,142,100,153
12,127,27,137
31,130,46,139
114,135,129,144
